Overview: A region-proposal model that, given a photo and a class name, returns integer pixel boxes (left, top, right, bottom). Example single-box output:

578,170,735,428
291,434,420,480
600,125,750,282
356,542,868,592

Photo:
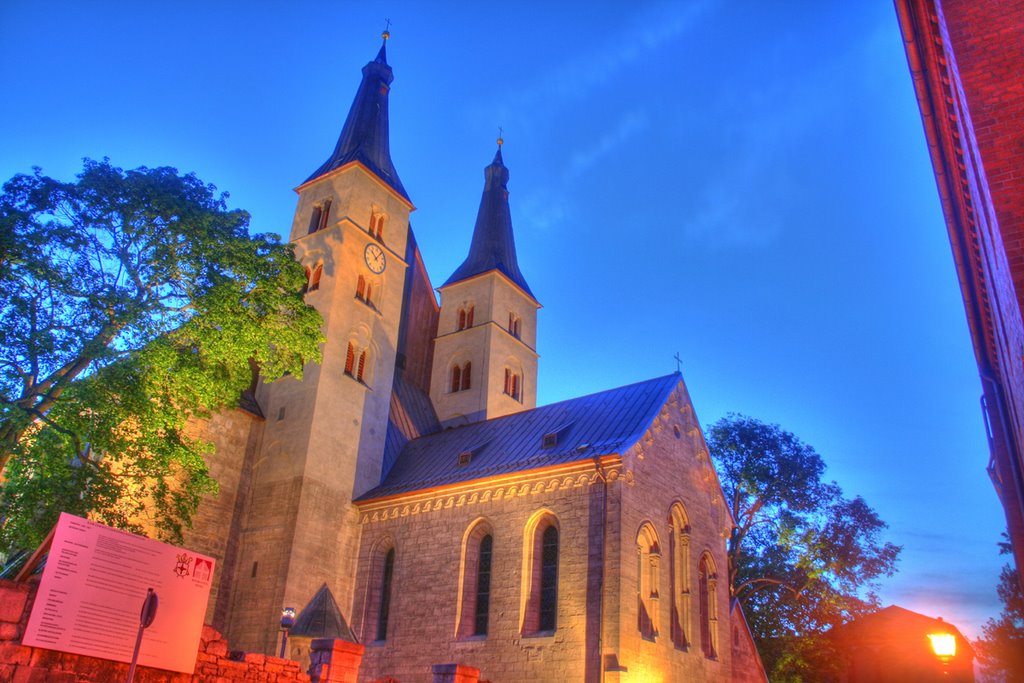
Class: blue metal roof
441,147,535,300
358,373,681,501
304,41,409,201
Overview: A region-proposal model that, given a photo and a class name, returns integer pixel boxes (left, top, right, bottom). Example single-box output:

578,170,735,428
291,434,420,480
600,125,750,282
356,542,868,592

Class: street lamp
279,607,296,659
928,620,956,675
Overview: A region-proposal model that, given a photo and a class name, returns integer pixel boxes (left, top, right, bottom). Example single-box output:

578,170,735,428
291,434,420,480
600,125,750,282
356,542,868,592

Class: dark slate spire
442,144,535,298
304,35,409,201
290,584,357,642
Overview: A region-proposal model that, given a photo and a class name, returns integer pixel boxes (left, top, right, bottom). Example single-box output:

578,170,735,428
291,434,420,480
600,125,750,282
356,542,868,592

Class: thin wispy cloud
481,0,714,129
562,110,649,182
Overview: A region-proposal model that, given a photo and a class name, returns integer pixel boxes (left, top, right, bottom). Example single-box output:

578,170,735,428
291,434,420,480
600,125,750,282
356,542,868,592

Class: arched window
670,504,691,649
370,211,386,241
508,313,522,338
451,365,462,393
356,275,366,300
345,343,368,382
457,520,494,638
362,538,396,643
637,523,661,640
308,205,322,235
522,512,559,635
699,553,718,659
357,349,367,382
309,264,322,292
504,368,522,401
345,343,356,376
458,308,466,331
462,362,472,391
308,200,332,234
466,306,474,328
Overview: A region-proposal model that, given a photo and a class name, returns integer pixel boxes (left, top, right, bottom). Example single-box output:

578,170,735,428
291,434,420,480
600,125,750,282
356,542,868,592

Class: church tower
430,142,539,426
225,34,415,653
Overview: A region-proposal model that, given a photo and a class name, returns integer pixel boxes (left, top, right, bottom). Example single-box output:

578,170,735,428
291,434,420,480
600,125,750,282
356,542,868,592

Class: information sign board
23,512,215,674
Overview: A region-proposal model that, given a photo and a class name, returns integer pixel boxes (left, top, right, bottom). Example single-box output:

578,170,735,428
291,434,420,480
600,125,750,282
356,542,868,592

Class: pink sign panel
23,512,215,674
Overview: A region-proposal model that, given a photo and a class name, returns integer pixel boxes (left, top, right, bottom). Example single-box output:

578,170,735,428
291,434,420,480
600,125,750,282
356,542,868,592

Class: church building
185,32,766,683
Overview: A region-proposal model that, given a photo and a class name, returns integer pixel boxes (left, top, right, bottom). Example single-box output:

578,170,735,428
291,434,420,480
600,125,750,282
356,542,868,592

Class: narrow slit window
539,525,558,631
451,365,462,393
462,362,472,391
308,205,322,235
317,199,332,232
474,535,493,636
376,548,395,641
357,350,367,382
309,264,322,292
345,343,356,376
357,275,366,301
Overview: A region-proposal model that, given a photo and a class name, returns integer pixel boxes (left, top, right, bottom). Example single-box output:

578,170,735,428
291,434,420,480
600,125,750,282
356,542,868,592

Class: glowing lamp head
280,607,296,630
928,632,956,659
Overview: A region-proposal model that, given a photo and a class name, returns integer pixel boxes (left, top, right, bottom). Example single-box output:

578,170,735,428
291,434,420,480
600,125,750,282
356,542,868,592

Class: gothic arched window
309,264,323,292
699,553,718,659
637,523,661,641
451,365,462,393
670,503,691,650
522,512,559,635
462,361,472,391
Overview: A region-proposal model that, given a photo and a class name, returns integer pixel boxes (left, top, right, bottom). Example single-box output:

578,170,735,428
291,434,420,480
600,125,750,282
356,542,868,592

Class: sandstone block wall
611,385,736,682
352,468,609,683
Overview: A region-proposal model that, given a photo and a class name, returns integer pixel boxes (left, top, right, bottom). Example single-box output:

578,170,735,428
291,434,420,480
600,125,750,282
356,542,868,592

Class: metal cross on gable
384,18,392,32
674,352,682,373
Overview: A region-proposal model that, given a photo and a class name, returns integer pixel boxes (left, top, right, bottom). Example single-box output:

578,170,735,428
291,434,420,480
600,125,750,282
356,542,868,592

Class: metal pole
127,588,158,683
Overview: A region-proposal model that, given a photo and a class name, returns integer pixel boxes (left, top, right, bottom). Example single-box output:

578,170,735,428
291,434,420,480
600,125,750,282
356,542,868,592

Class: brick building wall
895,0,1024,576
941,0,1024,308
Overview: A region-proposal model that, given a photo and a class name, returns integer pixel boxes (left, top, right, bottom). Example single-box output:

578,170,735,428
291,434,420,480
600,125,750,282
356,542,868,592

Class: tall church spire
443,142,534,299
304,34,409,201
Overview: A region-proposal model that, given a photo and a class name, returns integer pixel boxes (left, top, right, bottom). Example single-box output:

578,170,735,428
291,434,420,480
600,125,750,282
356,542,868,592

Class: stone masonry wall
0,579,311,682
352,466,609,683
612,383,738,682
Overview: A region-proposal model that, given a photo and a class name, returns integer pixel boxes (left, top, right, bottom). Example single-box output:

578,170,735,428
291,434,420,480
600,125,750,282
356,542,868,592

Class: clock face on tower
364,243,386,274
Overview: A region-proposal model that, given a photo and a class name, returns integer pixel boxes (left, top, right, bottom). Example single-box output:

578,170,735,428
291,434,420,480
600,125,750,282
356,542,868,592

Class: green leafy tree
0,159,323,549
977,536,1024,682
706,414,901,681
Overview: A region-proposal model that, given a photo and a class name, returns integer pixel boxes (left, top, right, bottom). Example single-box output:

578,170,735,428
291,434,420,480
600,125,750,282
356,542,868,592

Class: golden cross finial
382,18,392,41
497,126,504,146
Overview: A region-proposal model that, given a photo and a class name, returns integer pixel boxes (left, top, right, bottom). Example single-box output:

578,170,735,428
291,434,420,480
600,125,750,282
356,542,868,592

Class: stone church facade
183,33,767,683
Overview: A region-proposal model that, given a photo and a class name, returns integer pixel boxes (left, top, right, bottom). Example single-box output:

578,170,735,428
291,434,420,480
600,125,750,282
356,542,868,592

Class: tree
706,414,901,681
0,159,323,549
977,536,1024,682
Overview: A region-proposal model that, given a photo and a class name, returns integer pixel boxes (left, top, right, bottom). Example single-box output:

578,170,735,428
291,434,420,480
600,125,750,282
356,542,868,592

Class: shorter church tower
430,142,539,426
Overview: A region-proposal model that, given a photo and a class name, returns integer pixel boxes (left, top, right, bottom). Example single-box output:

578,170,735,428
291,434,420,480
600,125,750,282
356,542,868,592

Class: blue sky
0,2,1007,639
